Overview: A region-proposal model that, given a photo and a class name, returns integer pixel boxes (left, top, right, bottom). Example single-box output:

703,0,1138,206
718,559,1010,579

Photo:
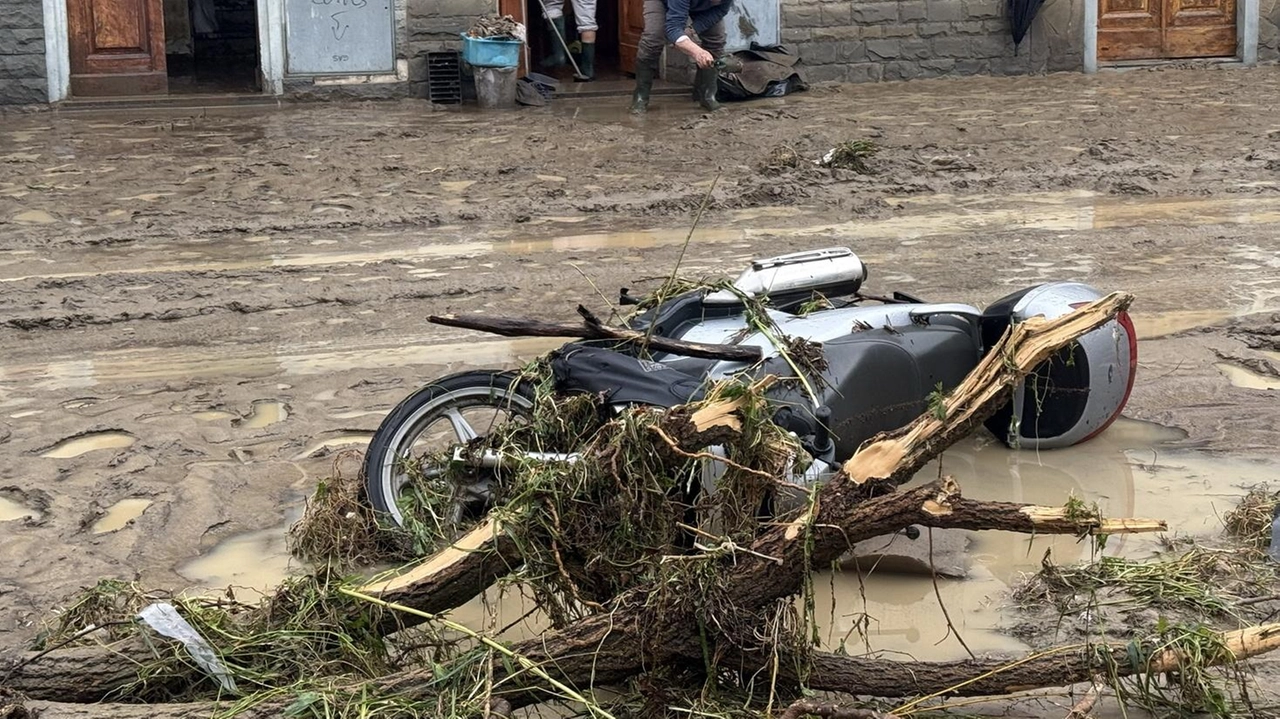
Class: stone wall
406,0,494,96
0,0,46,104
1263,0,1279,62
780,0,1082,83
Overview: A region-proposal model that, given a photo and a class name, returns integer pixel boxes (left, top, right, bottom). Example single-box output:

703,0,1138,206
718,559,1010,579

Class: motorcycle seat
549,344,707,408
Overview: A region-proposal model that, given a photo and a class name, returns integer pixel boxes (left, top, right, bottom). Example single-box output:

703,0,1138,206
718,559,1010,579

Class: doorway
523,0,626,81
164,0,261,92
1097,0,1237,61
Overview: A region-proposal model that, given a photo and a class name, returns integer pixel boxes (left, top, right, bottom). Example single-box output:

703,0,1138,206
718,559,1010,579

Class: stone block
0,3,43,28
963,0,1004,18
0,77,45,104
950,19,988,34
931,35,971,57
812,26,862,40
782,27,814,42
805,63,848,82
415,0,488,17
919,57,956,75
840,39,868,60
850,1,898,23
970,33,1013,56
883,60,923,80
821,1,853,24
865,38,900,59
899,0,927,21
845,61,884,82
0,53,45,79
784,2,823,27
982,18,1009,32
408,54,427,82
899,37,931,58
0,29,46,54
800,40,843,64
926,0,965,21
916,21,950,36
955,57,990,73
881,23,917,36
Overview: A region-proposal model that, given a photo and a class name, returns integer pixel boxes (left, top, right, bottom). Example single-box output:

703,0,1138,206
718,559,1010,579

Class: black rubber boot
630,60,656,115
575,42,595,81
540,16,567,69
694,64,722,112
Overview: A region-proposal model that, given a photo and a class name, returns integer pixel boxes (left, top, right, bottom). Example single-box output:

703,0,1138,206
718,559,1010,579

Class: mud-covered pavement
2,65,1280,670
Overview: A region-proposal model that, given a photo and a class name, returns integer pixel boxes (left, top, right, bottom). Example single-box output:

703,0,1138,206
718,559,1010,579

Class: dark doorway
163,0,261,93
525,0,624,82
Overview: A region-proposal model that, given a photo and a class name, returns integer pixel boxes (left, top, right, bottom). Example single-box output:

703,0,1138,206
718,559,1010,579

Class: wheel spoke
445,408,479,442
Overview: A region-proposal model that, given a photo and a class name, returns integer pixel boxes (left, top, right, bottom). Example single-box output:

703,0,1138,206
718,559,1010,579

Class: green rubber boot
693,64,722,112
575,42,595,81
540,16,567,69
630,60,656,115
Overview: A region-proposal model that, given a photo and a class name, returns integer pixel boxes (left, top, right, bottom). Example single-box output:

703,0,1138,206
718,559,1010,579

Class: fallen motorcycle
361,247,1137,527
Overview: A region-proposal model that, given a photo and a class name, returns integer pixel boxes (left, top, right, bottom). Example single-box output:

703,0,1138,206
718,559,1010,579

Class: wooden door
1164,0,1236,58
619,0,643,74
1098,0,1235,60
68,0,168,95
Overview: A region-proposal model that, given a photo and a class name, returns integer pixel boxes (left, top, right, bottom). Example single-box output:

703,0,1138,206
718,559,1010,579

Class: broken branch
427,310,764,362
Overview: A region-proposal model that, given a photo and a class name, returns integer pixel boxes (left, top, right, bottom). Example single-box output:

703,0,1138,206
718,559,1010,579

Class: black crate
426,51,463,105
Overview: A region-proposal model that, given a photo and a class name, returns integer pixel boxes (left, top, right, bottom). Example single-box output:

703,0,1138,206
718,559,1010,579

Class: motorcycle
361,247,1138,528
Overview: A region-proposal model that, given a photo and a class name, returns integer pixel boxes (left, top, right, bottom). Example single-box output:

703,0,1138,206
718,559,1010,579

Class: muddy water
38,431,135,459
0,496,40,522
91,498,153,534
175,417,1279,660
240,400,288,429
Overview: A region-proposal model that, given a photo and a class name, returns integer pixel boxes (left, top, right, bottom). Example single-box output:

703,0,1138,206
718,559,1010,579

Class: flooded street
2,65,1280,681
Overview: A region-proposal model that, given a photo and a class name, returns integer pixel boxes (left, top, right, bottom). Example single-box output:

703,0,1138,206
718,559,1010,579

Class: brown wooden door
619,0,643,74
1098,0,1235,60
68,0,168,96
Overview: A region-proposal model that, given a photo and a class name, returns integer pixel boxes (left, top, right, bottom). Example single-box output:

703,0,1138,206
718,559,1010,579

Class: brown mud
2,66,1280,704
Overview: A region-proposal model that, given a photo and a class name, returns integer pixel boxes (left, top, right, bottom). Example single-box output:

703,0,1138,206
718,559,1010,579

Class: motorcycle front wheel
361,370,536,528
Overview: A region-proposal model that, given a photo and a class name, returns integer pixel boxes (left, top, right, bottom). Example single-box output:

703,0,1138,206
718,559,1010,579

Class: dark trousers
636,0,727,64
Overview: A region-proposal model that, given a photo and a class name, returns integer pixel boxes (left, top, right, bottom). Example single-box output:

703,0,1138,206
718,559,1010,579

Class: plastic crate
460,34,522,68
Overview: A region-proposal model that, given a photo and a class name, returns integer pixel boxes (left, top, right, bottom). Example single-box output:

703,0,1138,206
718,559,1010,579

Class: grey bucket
473,66,518,109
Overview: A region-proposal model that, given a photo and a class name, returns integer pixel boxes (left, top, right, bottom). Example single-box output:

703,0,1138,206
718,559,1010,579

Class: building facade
1,0,1277,105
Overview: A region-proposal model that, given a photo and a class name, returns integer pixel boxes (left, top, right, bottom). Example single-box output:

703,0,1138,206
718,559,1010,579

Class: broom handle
532,0,587,78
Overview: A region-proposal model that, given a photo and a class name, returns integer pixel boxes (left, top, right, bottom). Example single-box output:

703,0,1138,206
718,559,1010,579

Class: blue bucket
461,34,522,68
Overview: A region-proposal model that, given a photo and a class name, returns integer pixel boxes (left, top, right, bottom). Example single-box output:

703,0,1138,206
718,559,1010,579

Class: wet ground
2,65,1280,692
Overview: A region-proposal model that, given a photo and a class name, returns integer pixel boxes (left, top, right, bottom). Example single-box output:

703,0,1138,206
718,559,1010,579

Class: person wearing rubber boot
540,0,597,81
630,0,733,114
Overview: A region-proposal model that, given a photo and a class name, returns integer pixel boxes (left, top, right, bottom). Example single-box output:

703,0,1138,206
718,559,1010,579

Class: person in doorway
630,0,733,114
539,0,597,81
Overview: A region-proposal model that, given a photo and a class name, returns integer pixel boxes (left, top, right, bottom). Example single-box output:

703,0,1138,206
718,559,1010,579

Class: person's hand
676,38,715,68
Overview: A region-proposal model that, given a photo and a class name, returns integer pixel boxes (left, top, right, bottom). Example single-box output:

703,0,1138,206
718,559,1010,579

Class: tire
361,370,536,527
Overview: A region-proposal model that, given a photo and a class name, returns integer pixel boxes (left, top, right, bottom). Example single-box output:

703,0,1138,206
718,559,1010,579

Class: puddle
92,498,153,534
1133,309,1234,339
239,400,288,429
810,418,1280,660
39,431,135,459
0,496,41,522
179,520,298,599
1217,362,1280,391
290,432,373,460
